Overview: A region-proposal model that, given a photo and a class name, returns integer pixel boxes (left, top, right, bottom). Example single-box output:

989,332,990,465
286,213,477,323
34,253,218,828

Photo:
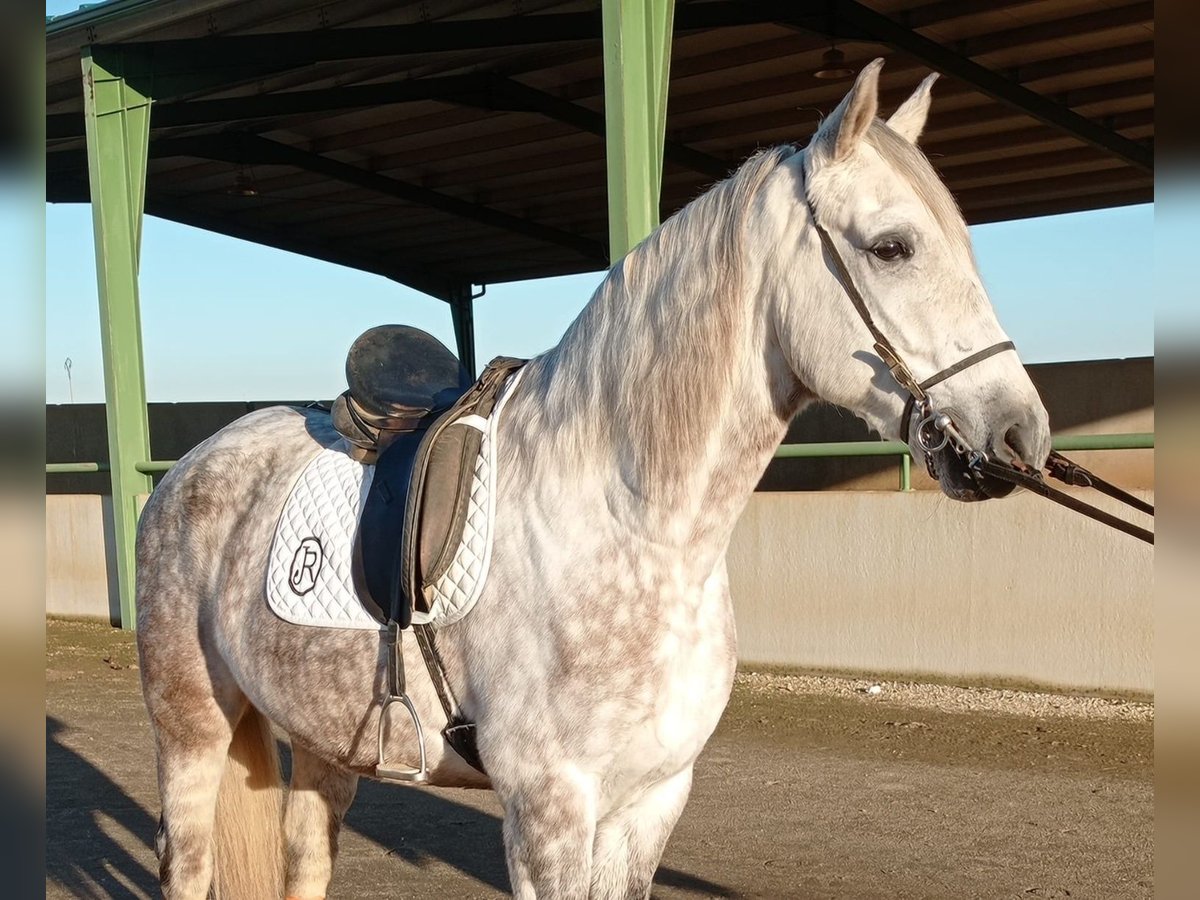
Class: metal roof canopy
47,0,1154,303
45,0,1153,630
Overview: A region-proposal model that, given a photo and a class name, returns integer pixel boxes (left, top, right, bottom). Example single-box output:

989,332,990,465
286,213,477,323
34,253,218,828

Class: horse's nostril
1003,425,1030,466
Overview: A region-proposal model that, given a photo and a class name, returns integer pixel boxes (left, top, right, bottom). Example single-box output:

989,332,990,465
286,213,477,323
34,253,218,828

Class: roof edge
47,0,167,34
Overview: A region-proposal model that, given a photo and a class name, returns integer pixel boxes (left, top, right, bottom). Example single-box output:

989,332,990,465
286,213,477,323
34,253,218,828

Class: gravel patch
735,670,1153,723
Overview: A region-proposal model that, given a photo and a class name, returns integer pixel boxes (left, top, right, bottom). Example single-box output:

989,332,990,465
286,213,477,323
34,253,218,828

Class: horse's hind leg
588,767,694,900
141,598,285,899
149,685,242,899
283,745,359,900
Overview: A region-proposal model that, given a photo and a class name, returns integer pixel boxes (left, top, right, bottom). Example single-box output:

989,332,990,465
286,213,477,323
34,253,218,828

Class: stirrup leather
375,622,428,783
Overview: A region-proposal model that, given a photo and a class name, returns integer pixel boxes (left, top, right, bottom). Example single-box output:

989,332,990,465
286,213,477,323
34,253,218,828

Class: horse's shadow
45,718,733,898
344,776,737,897
46,716,160,899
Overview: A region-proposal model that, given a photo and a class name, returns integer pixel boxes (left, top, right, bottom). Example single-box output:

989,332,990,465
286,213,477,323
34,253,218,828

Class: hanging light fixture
813,46,855,80
225,167,259,197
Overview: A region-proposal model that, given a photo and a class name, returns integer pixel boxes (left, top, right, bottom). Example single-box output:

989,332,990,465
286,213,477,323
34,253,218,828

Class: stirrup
375,622,428,784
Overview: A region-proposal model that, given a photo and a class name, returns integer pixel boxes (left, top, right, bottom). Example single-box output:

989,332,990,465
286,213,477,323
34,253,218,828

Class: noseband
798,156,1153,544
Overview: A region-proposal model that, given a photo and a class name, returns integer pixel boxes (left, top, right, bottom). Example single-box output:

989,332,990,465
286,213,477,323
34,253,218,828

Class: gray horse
136,61,1049,899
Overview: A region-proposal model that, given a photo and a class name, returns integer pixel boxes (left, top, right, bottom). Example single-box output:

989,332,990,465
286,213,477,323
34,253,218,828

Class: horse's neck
511,232,802,570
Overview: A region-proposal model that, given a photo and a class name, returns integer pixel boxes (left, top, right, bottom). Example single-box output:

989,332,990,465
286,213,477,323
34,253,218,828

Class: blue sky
43,2,1151,404
44,200,1153,404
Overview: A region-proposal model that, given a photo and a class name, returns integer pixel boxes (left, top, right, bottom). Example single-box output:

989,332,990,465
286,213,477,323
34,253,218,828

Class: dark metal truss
46,0,1152,295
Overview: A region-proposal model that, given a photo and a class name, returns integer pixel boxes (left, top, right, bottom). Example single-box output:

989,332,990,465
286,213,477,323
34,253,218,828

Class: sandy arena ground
46,618,1152,899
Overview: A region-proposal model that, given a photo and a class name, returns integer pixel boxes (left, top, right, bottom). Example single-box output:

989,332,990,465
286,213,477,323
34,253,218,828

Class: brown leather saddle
333,325,523,781
332,324,473,465
332,325,523,629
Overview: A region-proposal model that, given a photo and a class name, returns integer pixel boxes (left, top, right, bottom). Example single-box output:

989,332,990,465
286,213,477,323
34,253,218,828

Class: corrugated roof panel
44,0,1153,296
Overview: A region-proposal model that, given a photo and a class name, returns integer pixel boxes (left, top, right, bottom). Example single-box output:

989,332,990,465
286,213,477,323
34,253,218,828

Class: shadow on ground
47,716,159,899
47,715,731,898
348,779,733,896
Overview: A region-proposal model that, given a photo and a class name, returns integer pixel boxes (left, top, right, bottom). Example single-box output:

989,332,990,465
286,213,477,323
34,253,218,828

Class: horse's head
770,59,1050,501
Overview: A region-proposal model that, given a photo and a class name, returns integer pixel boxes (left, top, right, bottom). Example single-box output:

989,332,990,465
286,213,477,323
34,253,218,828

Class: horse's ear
814,58,883,162
887,72,939,143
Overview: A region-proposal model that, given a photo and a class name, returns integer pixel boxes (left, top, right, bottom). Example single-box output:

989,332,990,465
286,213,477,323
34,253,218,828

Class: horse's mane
518,145,796,498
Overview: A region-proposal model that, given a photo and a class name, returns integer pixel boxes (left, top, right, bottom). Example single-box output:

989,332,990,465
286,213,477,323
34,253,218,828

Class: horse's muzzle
930,446,1017,502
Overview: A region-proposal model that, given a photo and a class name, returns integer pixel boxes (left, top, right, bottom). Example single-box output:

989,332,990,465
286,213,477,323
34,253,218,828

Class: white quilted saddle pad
266,369,522,630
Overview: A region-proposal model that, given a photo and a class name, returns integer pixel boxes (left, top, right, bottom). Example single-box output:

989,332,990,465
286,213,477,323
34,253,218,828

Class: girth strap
413,623,487,774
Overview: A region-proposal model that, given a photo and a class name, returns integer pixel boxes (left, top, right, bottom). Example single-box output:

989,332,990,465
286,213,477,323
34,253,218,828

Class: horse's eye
871,239,910,261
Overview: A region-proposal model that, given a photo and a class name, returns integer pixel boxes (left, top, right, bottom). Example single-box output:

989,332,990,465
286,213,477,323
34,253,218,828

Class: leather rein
800,160,1154,545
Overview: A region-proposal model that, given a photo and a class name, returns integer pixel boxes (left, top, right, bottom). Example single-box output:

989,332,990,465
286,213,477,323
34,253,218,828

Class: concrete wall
47,358,1153,494
760,357,1153,491
46,399,313,494
728,490,1153,695
46,494,119,623
45,357,1151,693
47,486,1153,695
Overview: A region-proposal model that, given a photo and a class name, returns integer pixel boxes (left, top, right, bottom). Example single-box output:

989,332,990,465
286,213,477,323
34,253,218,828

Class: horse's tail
212,706,286,899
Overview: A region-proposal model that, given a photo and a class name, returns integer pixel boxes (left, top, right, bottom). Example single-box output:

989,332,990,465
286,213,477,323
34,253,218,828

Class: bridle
805,204,1014,464
799,154,1154,545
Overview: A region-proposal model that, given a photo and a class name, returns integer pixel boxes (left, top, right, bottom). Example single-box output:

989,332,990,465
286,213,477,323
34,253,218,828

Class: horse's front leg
499,770,598,899
589,767,694,900
283,744,359,900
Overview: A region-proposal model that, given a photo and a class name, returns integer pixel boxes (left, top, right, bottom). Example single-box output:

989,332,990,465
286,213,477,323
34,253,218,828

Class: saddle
333,325,523,628
332,324,473,464
333,326,524,781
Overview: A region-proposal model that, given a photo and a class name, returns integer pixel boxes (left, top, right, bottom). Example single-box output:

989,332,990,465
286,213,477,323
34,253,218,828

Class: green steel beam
899,452,913,492
774,441,911,459
824,0,1152,172
1052,432,1154,451
483,77,729,180
773,432,1155,459
82,46,154,630
47,74,493,139
54,3,834,103
603,0,675,260
44,433,1153,480
135,460,177,473
91,4,788,81
46,462,110,474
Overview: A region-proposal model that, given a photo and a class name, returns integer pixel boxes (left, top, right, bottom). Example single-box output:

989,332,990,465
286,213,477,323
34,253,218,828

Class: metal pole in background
449,286,477,376
602,0,675,260
82,47,154,629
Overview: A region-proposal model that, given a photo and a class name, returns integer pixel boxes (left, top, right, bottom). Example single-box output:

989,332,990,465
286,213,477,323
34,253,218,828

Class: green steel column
602,0,675,260
82,47,154,629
